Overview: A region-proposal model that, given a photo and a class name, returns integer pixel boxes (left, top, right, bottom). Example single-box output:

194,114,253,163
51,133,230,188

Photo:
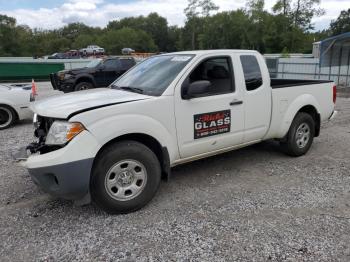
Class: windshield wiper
112,86,144,94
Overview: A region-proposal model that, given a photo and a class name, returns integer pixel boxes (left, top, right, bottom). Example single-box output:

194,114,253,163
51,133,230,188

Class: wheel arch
297,105,321,137
75,75,96,87
92,133,171,180
0,103,19,121
278,94,321,138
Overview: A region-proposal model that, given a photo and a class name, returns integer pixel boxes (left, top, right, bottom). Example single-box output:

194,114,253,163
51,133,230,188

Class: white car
80,45,105,55
20,50,336,214
0,84,34,129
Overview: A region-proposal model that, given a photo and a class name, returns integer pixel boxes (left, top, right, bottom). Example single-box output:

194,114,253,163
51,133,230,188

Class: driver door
174,55,245,159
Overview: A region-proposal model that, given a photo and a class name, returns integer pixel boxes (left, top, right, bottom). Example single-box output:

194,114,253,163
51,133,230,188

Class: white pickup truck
80,45,105,55
20,50,337,214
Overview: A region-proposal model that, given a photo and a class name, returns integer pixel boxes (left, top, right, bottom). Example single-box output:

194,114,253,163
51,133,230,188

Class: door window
104,59,120,69
240,55,263,91
120,58,135,70
185,57,234,97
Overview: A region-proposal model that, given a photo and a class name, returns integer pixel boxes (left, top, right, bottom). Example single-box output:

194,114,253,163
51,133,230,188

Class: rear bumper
17,106,34,120
328,110,337,121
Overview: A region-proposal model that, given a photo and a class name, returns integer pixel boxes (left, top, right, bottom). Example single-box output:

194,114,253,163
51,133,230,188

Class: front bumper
28,158,94,200
50,73,75,92
21,130,100,201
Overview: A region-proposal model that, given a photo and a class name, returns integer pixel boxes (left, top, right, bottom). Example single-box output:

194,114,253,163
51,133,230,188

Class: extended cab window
240,55,263,91
185,57,234,97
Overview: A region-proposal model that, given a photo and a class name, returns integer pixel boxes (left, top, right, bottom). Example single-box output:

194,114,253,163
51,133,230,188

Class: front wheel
74,82,93,91
91,141,161,214
281,112,315,157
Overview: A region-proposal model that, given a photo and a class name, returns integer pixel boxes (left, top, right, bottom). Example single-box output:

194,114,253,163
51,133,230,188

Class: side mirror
183,80,211,99
99,65,106,71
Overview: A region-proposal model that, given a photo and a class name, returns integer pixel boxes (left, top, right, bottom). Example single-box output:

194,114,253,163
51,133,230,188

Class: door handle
230,100,243,106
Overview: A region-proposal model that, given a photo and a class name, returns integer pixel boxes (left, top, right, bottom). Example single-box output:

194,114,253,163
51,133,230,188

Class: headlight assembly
58,72,65,80
45,121,85,145
58,72,72,80
63,73,73,80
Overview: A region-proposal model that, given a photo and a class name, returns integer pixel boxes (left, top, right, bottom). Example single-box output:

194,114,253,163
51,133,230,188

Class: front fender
0,98,16,107
0,98,21,116
277,94,321,138
82,114,179,163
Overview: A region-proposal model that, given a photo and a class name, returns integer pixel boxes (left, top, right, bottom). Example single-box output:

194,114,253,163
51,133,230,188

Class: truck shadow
26,140,289,216
170,140,286,181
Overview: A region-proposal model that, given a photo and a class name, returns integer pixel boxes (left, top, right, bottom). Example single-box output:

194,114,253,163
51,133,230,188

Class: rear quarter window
240,55,263,91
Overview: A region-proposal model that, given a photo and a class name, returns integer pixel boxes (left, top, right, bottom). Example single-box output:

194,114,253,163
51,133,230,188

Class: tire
74,82,93,92
281,112,315,157
0,105,16,130
91,140,161,214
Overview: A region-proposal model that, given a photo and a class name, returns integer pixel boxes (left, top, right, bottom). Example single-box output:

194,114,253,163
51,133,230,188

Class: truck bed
271,79,333,89
265,79,335,140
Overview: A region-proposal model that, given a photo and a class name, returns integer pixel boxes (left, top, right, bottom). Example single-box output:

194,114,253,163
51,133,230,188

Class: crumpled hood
31,88,151,119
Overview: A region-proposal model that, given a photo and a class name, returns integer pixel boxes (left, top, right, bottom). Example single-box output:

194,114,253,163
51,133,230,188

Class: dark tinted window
240,55,263,91
120,58,135,70
104,59,120,69
187,57,234,97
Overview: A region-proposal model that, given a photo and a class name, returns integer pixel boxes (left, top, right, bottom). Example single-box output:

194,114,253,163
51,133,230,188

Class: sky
0,0,349,31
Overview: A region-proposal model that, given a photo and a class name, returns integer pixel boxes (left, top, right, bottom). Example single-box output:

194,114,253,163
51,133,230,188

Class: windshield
86,59,102,68
111,54,194,96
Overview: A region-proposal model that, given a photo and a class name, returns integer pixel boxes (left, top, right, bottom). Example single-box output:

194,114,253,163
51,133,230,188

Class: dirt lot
0,84,349,261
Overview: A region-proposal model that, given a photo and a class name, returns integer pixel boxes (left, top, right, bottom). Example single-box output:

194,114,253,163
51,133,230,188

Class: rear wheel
281,112,315,156
91,141,161,214
74,82,93,92
0,105,16,130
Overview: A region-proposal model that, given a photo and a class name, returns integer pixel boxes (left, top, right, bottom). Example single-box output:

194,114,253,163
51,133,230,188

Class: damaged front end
27,114,63,155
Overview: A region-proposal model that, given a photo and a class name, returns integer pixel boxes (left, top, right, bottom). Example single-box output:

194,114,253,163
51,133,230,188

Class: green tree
100,27,157,54
72,34,97,50
107,13,168,51
0,15,21,56
330,9,350,36
273,0,291,15
272,0,325,52
199,10,249,50
184,0,219,49
246,0,268,52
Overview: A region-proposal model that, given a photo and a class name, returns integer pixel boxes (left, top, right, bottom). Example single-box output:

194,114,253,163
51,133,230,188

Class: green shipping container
0,62,64,81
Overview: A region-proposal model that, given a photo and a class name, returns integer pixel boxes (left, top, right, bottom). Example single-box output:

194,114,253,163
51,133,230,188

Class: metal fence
265,57,350,87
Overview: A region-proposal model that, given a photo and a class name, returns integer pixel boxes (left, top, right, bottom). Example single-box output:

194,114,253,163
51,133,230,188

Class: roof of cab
168,49,259,55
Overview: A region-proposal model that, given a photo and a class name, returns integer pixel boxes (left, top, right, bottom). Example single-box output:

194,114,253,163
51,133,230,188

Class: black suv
50,57,136,92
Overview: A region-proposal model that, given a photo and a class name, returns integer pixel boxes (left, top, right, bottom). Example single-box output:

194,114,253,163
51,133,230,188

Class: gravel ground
0,84,350,261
